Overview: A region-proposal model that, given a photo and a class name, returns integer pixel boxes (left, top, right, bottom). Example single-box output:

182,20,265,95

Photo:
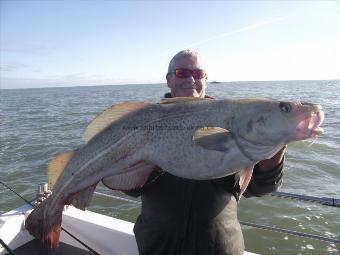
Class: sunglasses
169,68,207,79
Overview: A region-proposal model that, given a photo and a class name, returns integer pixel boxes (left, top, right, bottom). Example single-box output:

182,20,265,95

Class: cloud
0,71,165,89
0,62,28,72
0,62,43,73
184,16,289,49
207,39,340,81
0,73,119,89
154,15,289,60
0,41,52,54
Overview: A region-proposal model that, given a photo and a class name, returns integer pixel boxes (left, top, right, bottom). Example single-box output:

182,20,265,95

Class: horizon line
1,79,339,90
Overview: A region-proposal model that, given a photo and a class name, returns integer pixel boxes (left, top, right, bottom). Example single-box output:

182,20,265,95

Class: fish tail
25,197,63,249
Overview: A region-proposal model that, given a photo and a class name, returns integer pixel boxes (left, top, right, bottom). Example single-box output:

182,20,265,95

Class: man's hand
256,145,287,172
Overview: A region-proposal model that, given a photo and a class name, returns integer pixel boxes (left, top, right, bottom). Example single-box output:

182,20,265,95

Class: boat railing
93,190,340,244
1,180,339,254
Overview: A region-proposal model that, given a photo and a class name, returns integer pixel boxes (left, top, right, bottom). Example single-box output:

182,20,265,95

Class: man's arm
257,145,286,172
243,145,287,197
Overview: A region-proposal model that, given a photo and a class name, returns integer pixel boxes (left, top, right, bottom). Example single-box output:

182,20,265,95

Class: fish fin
102,160,156,191
83,102,150,142
160,97,209,104
25,197,63,249
48,151,75,189
69,183,97,210
193,127,232,152
239,166,254,196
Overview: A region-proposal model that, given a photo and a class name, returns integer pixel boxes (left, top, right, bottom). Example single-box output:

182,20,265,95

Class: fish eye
279,102,292,113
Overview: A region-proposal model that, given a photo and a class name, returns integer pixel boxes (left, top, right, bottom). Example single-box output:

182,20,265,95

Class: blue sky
1,1,339,89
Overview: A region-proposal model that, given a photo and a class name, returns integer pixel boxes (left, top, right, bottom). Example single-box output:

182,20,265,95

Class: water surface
1,80,339,254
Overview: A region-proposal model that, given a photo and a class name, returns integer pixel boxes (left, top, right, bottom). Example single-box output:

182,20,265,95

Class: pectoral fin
193,127,232,152
102,160,156,191
68,183,97,210
239,166,254,196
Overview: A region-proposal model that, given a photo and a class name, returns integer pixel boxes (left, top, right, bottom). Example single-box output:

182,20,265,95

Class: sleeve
243,157,285,198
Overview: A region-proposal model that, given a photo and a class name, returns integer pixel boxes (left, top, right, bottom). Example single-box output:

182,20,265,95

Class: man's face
166,55,207,98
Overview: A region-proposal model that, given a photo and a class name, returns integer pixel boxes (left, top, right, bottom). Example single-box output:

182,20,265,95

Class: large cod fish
25,97,324,248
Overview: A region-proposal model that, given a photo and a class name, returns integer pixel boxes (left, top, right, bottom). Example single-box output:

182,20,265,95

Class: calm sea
1,80,339,254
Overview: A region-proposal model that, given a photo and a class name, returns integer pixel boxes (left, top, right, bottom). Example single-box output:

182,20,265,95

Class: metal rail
240,221,340,244
94,191,340,208
94,191,340,244
94,191,141,205
2,181,339,246
271,191,340,207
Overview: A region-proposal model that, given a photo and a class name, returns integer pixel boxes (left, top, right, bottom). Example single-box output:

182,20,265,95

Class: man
126,49,286,255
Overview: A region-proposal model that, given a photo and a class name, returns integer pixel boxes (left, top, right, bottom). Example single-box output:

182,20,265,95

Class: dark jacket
126,93,284,255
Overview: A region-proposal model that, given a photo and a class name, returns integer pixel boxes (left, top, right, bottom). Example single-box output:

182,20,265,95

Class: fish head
231,99,324,147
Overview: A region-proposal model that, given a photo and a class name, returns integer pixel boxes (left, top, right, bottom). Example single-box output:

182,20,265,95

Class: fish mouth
296,110,324,140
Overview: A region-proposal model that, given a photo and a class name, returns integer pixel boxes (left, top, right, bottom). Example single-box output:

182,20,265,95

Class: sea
0,80,339,255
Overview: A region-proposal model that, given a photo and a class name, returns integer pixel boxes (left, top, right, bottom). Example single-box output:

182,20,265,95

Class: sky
0,0,339,89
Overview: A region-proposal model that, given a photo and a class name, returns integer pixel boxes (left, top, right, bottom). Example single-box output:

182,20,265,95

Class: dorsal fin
48,151,75,189
83,102,150,142
160,97,209,104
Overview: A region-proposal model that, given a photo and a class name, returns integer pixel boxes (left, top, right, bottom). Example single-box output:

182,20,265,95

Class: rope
270,191,340,207
0,181,99,255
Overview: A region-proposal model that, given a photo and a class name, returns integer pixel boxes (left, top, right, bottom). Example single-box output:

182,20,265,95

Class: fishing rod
0,238,16,255
0,181,34,207
0,181,100,255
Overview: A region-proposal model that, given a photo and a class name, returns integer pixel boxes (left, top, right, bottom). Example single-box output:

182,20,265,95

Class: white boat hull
0,204,258,255
0,204,138,255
